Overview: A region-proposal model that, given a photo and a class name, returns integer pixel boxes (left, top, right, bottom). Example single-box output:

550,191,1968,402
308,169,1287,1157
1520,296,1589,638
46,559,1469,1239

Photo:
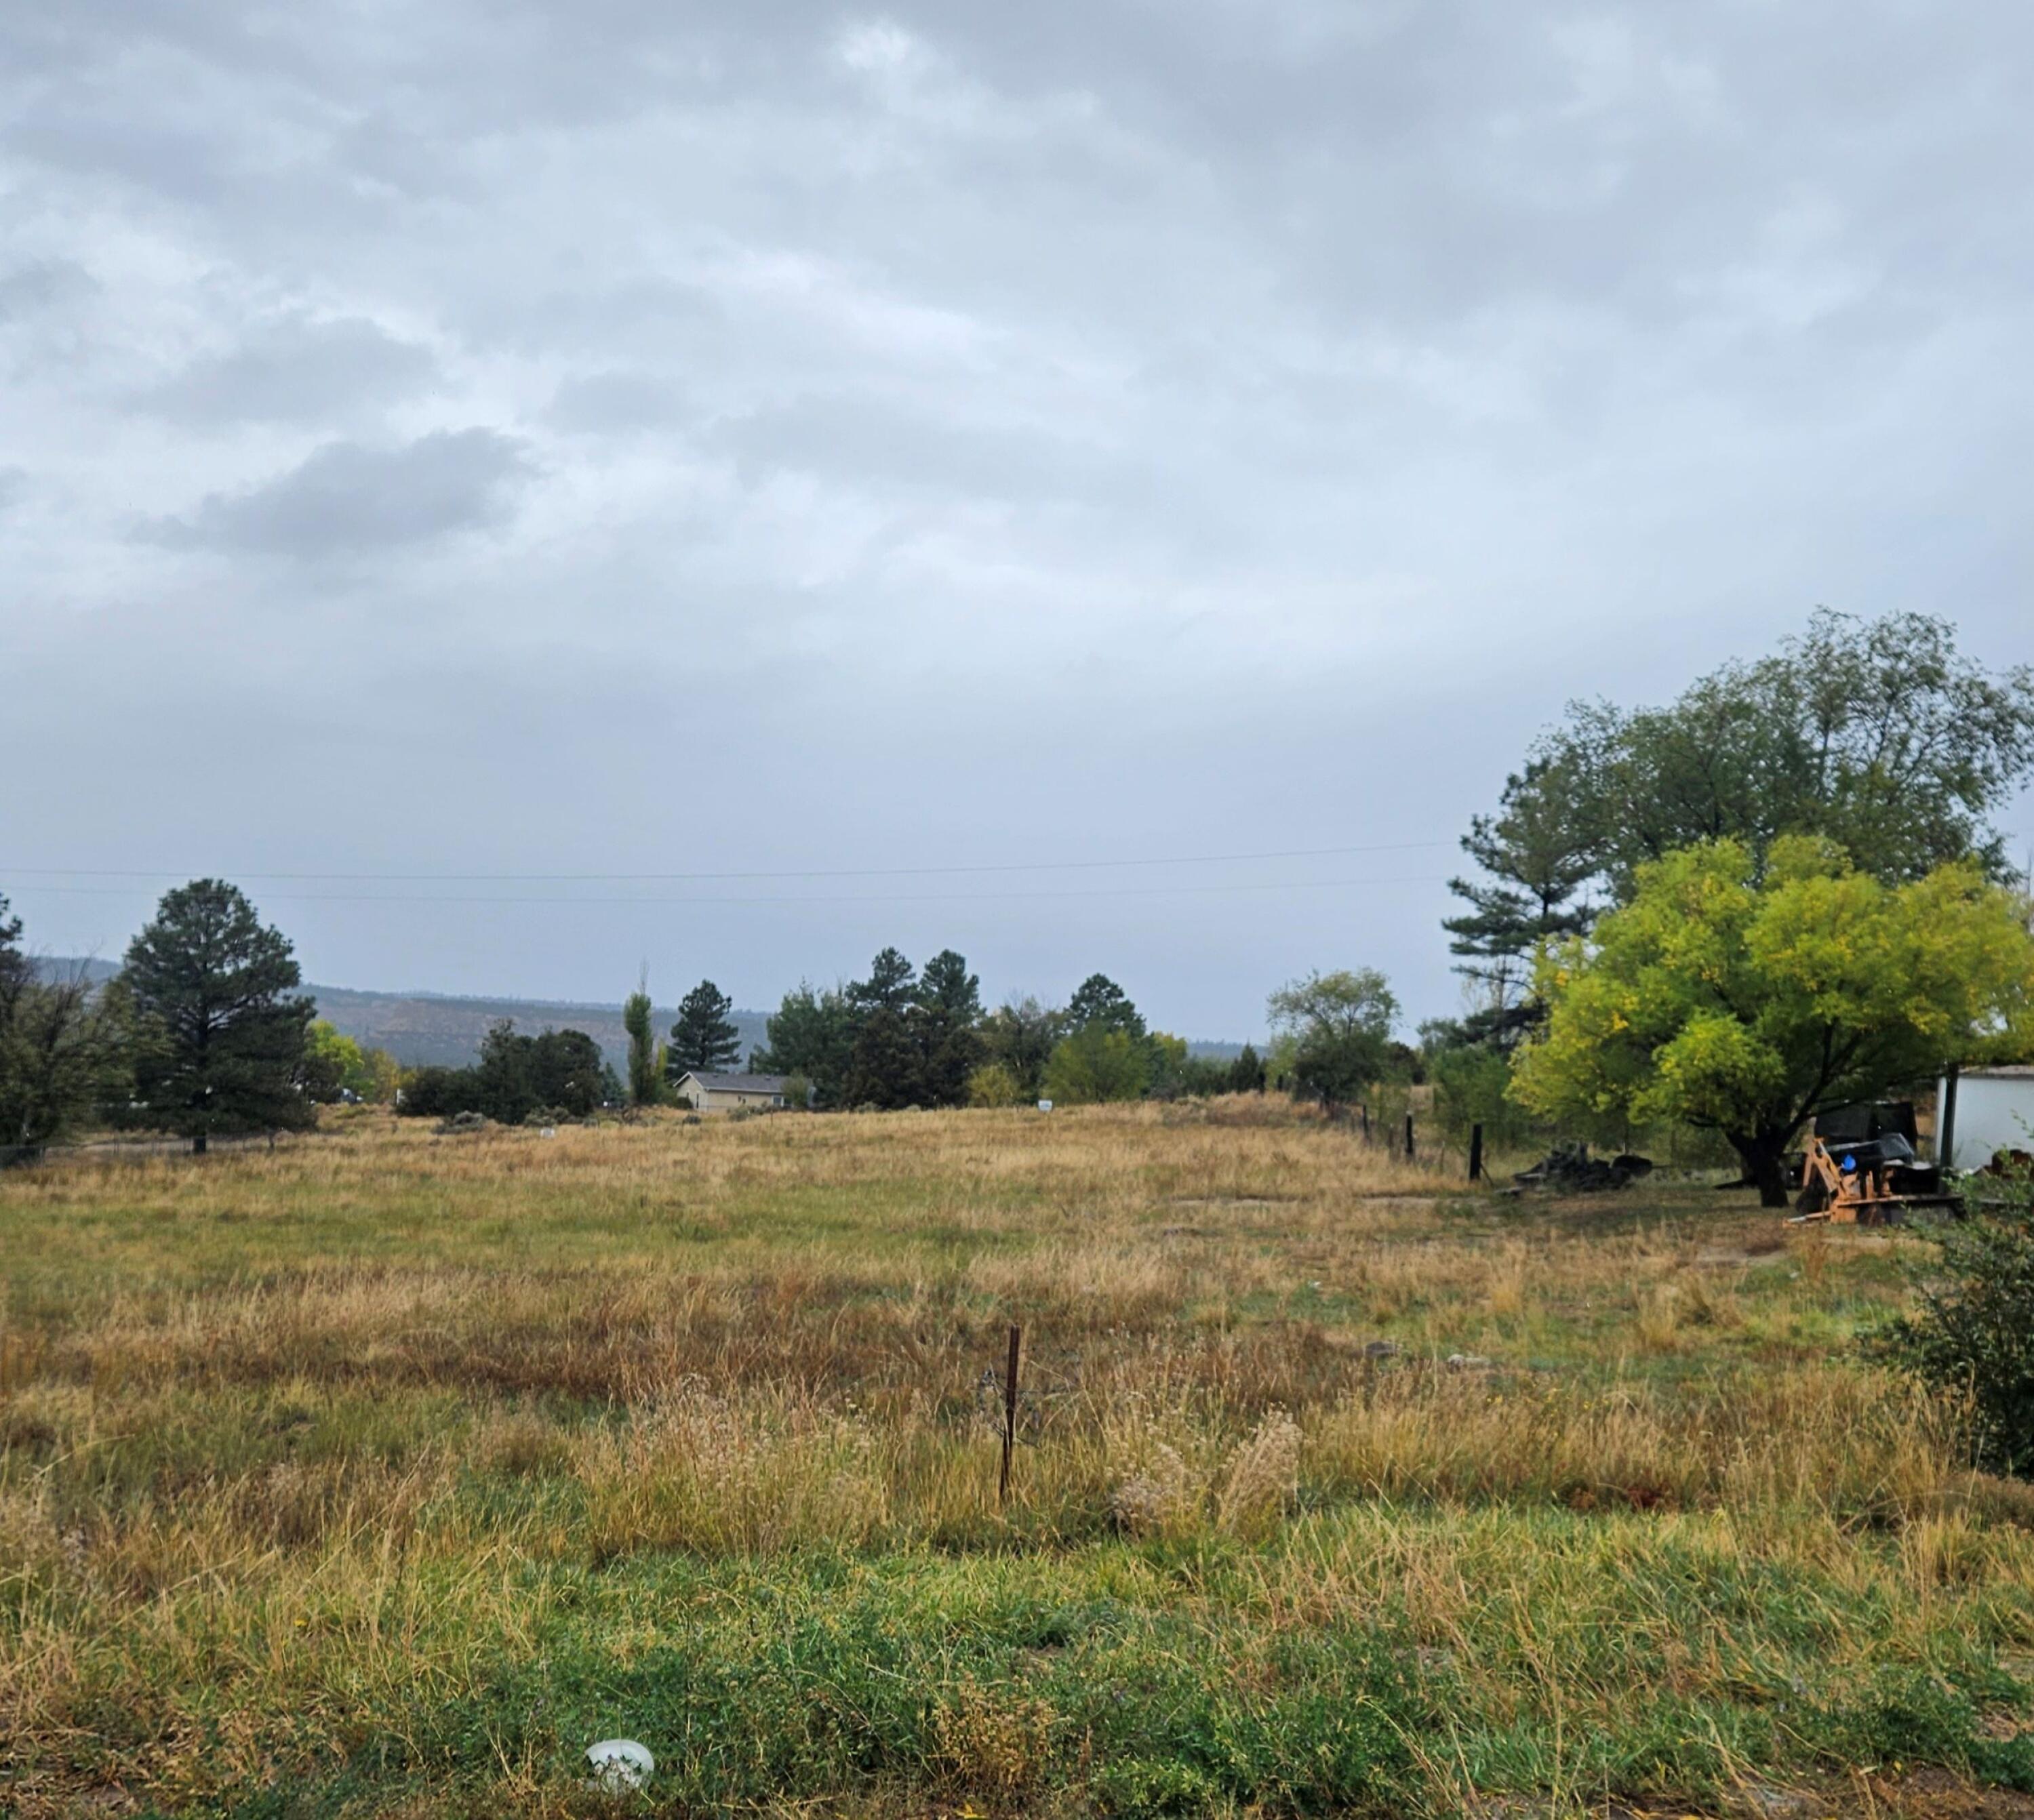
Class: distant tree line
399,1023,616,1123
0,879,414,1158
740,949,1271,1112
0,878,631,1152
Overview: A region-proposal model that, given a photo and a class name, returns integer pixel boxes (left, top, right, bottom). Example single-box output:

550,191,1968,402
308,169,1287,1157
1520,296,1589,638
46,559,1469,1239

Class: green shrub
1877,1167,2034,1475
966,1061,1022,1108
1428,1043,1540,1147
1042,1027,1147,1105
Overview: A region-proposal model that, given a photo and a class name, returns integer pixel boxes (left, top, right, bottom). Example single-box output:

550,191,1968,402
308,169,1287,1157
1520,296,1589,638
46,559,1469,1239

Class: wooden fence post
1938,1064,1961,1171
999,1324,1022,1505
1469,1123,1483,1182
1404,1114,1416,1161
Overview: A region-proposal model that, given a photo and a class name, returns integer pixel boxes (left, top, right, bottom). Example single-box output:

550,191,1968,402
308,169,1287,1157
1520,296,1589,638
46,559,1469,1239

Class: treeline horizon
7,609,2031,1162
4,887,1397,1148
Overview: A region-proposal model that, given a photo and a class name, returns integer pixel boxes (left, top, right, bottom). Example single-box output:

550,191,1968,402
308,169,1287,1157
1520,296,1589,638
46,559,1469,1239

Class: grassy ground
2,1099,2031,1819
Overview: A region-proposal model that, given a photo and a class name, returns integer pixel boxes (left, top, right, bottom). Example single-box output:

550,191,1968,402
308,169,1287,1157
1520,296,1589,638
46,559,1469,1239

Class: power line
4,838,1448,886
16,874,1449,909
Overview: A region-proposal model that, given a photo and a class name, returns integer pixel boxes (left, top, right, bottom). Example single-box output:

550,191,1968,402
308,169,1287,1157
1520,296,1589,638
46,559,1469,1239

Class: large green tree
1511,838,2034,1205
122,880,316,1153
1267,969,1400,1108
841,1005,925,1109
1442,754,1597,1050
979,995,1066,1099
751,982,858,1107
667,979,742,1078
917,950,983,1023
913,949,984,1107
850,947,917,1015
1450,610,2034,1036
0,894,122,1155
837,948,942,1109
528,1028,606,1115
1066,973,1145,1038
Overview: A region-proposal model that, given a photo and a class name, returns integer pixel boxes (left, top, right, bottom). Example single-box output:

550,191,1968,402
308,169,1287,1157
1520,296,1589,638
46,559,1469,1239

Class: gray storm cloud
1,2,2028,1035
149,429,532,557
136,316,439,426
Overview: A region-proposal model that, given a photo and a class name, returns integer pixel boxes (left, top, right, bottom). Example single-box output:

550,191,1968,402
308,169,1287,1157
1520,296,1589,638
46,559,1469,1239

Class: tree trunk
1730,1132,1793,1208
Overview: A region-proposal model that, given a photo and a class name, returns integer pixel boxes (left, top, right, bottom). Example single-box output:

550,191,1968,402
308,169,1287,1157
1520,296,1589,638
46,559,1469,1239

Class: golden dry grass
1,1099,2029,1817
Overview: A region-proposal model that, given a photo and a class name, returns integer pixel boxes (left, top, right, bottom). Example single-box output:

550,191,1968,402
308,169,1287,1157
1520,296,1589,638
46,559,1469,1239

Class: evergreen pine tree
121,880,315,1153
667,979,742,1078
1066,973,1144,1038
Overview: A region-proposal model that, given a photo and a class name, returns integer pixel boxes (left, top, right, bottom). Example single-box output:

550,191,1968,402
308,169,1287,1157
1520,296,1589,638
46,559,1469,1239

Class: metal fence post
998,1324,1022,1505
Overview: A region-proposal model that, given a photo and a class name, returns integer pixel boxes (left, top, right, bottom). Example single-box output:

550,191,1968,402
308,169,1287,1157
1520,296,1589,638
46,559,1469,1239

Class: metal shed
1936,1066,2034,1169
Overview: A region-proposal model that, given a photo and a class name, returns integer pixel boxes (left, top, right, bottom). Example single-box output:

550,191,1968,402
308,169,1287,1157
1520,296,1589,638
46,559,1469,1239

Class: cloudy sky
4,1,2031,1038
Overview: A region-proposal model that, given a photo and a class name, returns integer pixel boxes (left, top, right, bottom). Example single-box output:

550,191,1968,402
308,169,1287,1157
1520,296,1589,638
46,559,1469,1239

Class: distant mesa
39,960,1245,1072
37,960,765,1072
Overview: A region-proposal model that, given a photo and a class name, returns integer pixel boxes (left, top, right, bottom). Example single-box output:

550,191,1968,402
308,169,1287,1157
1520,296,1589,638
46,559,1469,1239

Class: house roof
676,1072,788,1093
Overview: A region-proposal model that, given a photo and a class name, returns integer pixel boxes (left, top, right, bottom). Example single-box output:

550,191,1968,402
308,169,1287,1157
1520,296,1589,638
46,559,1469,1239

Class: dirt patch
1470,1775,2034,1819
1166,1196,1293,1209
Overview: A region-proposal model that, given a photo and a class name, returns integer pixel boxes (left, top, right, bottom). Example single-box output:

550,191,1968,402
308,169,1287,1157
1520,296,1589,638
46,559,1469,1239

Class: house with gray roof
671,1070,789,1112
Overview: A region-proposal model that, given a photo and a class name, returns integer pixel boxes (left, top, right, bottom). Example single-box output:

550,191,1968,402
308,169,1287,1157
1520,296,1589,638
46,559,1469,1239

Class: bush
967,1061,1023,1108
398,1066,481,1119
1144,1034,1232,1101
1428,1043,1542,1148
1042,1028,1147,1105
1877,1167,2034,1475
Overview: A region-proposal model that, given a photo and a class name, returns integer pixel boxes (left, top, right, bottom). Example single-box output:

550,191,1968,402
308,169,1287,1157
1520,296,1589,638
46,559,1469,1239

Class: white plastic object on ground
586,1737,654,1790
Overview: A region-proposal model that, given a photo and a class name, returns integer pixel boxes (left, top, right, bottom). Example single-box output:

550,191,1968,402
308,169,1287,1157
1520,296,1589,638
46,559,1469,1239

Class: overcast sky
4,2,2031,1039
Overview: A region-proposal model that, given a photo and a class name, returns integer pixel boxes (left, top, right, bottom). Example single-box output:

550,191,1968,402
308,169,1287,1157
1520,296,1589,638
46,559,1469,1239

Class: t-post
998,1324,1022,1505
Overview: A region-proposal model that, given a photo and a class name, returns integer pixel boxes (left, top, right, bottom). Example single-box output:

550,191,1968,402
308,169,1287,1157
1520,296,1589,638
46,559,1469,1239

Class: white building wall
1938,1070,2034,1168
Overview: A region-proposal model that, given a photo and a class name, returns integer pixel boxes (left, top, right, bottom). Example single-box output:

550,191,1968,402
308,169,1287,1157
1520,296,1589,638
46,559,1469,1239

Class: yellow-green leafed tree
1511,836,2034,1205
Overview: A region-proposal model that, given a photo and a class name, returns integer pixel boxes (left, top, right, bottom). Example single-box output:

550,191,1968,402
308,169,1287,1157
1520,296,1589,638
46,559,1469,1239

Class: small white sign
1037,1099,1053,1112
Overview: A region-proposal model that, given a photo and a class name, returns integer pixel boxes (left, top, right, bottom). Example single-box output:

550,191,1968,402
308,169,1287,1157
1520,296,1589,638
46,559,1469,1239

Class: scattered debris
1362,1339,1403,1360
1512,1143,1654,1193
434,1111,490,1135
1445,1352,1492,1371
1740,1785,1816,1819
586,1738,654,1792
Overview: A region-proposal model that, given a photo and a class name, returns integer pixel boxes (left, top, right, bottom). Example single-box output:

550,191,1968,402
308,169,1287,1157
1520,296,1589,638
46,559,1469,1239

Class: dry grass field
3,1099,2033,1818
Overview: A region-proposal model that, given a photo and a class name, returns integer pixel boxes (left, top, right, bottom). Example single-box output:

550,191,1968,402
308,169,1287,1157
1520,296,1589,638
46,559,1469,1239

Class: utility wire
17,874,1449,909
5,838,1447,885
